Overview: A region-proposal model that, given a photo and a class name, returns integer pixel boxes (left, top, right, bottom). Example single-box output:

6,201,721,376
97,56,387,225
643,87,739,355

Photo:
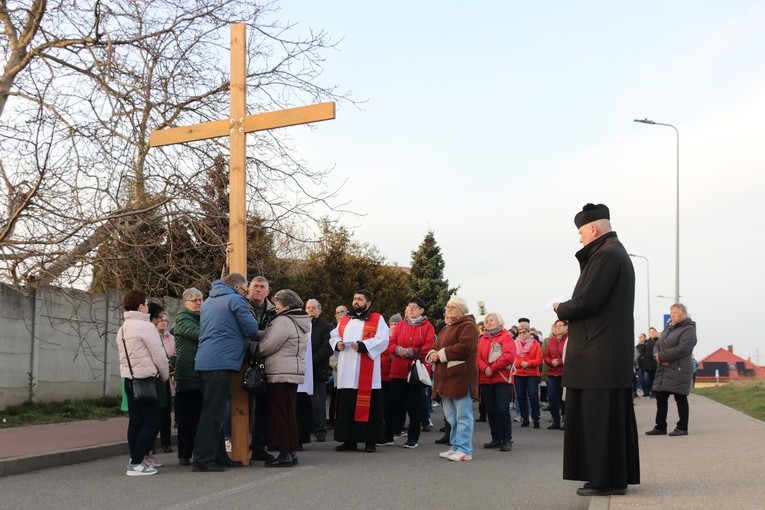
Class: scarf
487,327,502,337
405,316,425,326
516,336,535,355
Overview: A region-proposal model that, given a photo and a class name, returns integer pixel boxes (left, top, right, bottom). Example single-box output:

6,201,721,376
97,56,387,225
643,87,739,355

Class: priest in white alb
329,290,389,453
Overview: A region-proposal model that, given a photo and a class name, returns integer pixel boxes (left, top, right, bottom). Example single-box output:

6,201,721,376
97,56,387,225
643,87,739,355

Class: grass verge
0,396,124,429
693,380,765,422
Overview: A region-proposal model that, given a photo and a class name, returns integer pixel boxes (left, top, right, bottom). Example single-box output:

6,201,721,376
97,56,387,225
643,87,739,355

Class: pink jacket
117,311,170,381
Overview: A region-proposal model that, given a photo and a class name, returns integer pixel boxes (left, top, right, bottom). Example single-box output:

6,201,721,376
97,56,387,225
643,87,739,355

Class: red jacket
387,318,435,380
543,334,567,377
381,332,393,382
514,339,542,377
476,329,516,385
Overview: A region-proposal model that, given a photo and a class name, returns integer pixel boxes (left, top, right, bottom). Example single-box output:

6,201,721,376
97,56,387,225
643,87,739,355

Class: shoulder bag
241,345,267,395
408,348,432,387
121,331,158,402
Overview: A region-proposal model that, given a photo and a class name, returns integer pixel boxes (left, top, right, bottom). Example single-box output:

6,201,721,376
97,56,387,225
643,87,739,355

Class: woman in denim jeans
427,296,479,462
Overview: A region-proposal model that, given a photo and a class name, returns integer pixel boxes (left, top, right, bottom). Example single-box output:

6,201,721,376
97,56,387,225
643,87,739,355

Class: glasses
406,304,422,309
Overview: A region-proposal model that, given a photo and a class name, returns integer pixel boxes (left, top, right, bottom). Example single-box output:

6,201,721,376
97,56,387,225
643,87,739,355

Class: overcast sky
269,1,765,364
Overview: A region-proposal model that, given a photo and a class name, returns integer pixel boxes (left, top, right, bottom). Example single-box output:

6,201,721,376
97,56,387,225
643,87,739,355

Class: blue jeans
481,383,512,442
514,384,532,416
547,376,564,425
515,376,540,421
441,388,474,455
640,370,656,396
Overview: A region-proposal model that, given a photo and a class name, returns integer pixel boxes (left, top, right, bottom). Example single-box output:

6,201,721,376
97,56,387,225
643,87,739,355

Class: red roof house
696,345,765,382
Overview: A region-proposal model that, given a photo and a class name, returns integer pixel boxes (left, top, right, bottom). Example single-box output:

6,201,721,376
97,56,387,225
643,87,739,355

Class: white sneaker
439,449,456,458
376,440,395,446
225,438,232,453
446,451,472,462
127,462,158,476
402,441,418,449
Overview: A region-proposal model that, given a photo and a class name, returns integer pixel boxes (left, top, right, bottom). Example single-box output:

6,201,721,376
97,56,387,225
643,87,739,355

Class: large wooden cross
149,23,335,465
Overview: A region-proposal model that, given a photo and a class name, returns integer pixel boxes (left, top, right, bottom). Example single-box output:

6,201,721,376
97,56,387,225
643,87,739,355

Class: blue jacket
195,280,260,372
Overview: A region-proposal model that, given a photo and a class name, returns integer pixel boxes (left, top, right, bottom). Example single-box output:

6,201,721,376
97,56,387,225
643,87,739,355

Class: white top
329,314,389,389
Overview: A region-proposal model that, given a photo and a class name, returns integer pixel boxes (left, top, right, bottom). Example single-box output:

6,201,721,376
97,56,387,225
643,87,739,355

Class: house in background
696,345,765,383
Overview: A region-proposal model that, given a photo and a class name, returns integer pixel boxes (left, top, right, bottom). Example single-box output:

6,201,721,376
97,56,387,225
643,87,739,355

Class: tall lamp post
633,118,680,304
629,253,651,333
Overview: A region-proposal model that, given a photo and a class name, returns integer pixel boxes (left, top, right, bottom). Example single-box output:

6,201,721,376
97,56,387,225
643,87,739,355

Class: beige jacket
117,311,170,381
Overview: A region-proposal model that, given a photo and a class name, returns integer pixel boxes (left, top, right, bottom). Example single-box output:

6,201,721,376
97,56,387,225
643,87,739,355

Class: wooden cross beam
149,23,335,465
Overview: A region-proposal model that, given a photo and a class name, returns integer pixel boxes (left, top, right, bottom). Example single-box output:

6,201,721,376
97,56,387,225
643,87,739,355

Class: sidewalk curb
0,441,129,478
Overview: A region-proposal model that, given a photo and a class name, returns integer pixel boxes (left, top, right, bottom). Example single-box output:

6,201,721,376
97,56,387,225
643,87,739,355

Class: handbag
488,342,503,363
241,347,267,395
121,332,158,402
408,349,432,387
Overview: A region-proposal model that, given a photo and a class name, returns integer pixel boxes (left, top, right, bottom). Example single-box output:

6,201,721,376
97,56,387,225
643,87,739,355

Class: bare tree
0,0,352,291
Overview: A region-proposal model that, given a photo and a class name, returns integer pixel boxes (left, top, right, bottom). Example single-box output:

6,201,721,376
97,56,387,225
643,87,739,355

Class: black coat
556,232,635,389
636,339,657,371
652,317,696,395
310,316,334,381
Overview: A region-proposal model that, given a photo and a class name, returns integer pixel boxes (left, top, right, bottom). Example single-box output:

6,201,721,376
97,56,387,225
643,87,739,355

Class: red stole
338,313,381,422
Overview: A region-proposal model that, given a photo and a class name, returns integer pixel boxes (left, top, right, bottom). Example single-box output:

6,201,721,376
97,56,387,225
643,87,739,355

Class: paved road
1,393,763,510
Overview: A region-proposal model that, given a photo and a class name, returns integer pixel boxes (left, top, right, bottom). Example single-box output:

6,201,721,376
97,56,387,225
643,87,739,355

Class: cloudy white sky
269,1,765,364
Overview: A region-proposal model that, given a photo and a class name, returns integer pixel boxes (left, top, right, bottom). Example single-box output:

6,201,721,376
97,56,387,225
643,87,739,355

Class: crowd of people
114,202,698,500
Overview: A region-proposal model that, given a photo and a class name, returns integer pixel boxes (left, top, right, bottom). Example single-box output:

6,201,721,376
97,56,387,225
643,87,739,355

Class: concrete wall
0,285,180,408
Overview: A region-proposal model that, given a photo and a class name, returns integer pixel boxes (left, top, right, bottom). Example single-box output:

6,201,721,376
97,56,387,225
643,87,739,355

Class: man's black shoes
334,442,358,452
644,427,667,435
576,486,627,496
668,428,688,436
483,439,501,449
251,449,276,462
192,464,226,472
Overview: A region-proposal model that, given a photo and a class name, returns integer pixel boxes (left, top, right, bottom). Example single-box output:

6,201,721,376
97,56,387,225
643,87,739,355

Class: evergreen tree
408,231,458,328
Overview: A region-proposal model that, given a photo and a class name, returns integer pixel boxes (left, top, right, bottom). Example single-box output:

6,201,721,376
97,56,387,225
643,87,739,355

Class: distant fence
0,284,180,408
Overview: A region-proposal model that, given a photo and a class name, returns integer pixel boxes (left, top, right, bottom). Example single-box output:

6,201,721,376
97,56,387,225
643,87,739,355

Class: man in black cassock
554,203,640,497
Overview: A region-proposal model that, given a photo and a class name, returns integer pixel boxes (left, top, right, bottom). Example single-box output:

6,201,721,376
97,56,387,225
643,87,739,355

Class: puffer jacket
174,305,201,392
387,318,435,380
514,339,542,377
258,308,310,385
117,310,170,381
543,334,567,377
476,328,516,385
196,279,261,372
653,317,697,395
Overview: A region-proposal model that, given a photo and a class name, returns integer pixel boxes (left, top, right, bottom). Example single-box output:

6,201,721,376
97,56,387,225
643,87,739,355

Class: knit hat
389,313,403,324
574,203,610,229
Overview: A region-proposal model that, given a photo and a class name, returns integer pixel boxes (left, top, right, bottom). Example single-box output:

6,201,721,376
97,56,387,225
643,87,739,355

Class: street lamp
628,253,651,333
633,118,680,304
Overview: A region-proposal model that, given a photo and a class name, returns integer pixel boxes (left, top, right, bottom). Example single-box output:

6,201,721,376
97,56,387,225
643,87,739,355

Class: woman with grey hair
255,289,310,467
174,287,204,466
476,312,516,452
427,296,479,462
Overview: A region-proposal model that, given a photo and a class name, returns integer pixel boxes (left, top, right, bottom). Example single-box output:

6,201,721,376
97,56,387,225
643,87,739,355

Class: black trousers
193,370,231,467
311,378,328,438
249,390,269,453
654,390,689,431
175,389,202,460
125,379,160,465
385,379,424,443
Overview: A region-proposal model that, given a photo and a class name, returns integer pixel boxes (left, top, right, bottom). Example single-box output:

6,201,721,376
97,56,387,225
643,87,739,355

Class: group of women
116,284,310,475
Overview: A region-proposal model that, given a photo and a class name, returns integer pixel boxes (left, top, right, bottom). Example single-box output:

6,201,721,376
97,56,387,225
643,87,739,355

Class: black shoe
548,423,562,430
533,420,540,429
364,443,376,453
439,426,447,432
483,440,501,449
216,458,244,468
265,452,294,468
434,433,450,445
668,428,688,436
334,442,358,452
290,452,299,465
645,427,667,436
162,445,173,453
576,486,627,496
192,463,227,472
421,425,431,432
520,420,530,428
251,449,276,462
499,440,512,452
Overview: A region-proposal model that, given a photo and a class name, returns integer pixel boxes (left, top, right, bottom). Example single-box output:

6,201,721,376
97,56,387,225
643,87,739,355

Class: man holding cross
330,290,389,452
